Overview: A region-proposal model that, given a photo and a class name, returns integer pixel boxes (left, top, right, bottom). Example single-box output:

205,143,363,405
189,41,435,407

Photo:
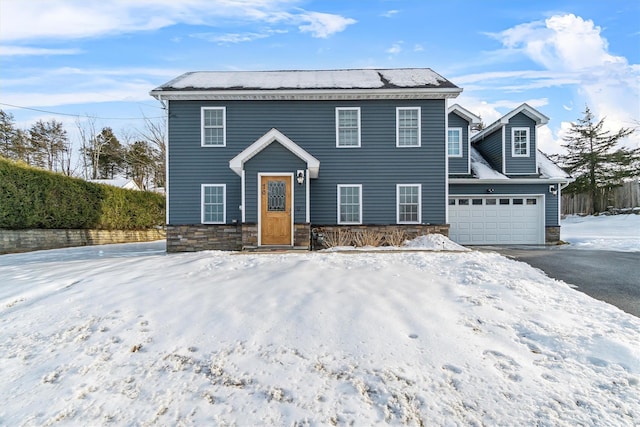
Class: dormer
447,104,481,176
470,103,549,176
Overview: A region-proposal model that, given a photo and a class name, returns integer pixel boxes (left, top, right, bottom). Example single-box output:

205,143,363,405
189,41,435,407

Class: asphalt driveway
476,246,640,318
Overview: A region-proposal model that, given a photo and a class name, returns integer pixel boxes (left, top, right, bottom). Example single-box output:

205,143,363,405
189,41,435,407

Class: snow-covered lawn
561,214,640,252
1,234,639,425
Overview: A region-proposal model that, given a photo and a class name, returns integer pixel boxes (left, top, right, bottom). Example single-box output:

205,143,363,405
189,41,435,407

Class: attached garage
448,195,545,244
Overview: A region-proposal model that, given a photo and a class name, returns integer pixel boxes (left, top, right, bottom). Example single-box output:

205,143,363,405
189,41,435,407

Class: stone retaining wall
0,229,166,255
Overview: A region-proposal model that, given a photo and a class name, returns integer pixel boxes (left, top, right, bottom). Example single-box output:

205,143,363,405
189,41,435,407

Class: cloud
0,0,355,41
386,42,403,55
488,13,639,147
297,11,356,38
381,10,399,18
0,46,82,56
191,29,287,44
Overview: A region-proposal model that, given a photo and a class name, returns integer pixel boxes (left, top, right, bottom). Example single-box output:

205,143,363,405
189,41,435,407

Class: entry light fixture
486,188,495,193
296,170,305,186
549,184,557,195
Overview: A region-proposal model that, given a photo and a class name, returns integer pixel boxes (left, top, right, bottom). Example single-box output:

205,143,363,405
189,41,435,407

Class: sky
0,0,639,160
1,216,639,425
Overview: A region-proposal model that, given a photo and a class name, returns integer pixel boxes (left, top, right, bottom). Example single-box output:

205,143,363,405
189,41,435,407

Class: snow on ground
562,214,640,252
1,238,639,426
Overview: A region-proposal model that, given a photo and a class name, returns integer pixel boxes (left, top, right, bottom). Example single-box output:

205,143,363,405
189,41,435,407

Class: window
396,107,421,147
499,199,510,205
472,198,483,205
526,198,537,205
447,128,463,157
486,199,497,205
448,198,456,205
201,107,226,146
336,107,361,147
201,184,226,224
337,185,362,224
458,199,469,205
513,198,524,205
512,127,529,157
397,184,421,224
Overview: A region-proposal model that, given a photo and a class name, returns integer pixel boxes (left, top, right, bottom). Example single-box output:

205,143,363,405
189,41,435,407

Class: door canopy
229,128,320,178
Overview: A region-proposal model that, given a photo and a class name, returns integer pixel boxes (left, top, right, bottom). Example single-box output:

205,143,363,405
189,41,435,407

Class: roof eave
150,87,463,101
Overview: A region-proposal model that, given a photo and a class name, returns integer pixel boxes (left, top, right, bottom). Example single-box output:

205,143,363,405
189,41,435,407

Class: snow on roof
89,178,141,190
470,147,508,179
153,68,458,91
537,151,571,179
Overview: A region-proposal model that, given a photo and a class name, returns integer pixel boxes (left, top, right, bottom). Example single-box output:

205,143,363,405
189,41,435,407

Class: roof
448,104,481,124
150,68,462,101
471,103,550,144
89,178,141,190
454,148,572,183
229,128,320,178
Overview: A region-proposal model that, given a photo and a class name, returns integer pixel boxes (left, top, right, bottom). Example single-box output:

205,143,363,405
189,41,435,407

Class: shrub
0,157,164,230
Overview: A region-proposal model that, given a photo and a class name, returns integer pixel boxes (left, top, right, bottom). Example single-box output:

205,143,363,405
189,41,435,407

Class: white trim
501,126,506,173
447,104,481,124
201,107,226,147
396,107,421,147
511,127,530,157
466,124,471,175
444,102,449,223
471,103,549,144
305,168,310,224
151,87,463,101
241,170,246,223
447,127,463,157
163,97,170,225
450,178,572,184
337,184,363,225
229,128,320,178
257,173,294,246
201,184,226,224
396,184,422,224
335,107,361,148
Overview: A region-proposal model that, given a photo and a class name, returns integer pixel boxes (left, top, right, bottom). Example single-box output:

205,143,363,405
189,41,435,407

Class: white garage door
448,195,544,245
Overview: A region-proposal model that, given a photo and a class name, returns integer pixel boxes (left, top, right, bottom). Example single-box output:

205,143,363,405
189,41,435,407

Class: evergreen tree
558,106,638,213
28,119,70,173
0,110,17,159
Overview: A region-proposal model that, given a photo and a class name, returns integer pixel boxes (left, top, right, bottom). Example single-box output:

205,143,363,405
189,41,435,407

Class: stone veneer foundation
166,223,449,252
545,226,561,244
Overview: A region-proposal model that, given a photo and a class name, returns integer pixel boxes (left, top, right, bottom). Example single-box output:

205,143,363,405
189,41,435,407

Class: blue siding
449,183,559,226
447,112,470,175
474,128,503,173
504,113,537,175
167,99,447,225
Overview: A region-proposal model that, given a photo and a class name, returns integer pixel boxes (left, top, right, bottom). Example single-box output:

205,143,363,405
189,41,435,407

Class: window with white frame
201,107,226,146
447,128,462,157
201,184,226,223
336,107,361,147
397,184,421,224
337,184,362,224
396,107,421,147
512,127,530,157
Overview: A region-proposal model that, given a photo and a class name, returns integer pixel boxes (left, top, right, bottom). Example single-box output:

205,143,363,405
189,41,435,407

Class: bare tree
137,115,166,189
76,116,98,179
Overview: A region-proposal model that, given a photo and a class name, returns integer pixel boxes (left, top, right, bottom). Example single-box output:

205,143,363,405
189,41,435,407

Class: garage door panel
449,195,544,245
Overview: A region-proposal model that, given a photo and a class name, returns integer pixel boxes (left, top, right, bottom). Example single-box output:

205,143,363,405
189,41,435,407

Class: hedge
0,157,165,230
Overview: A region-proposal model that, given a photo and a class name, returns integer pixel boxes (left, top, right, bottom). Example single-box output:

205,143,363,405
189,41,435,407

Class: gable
229,128,320,178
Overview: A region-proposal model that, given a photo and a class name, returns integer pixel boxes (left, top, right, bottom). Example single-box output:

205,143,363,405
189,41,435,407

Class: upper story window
201,107,226,147
396,107,421,147
336,107,361,147
337,184,362,224
397,184,421,224
201,184,226,224
512,127,530,157
447,128,463,157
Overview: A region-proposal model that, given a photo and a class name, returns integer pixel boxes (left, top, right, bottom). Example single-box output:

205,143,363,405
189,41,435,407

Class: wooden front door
260,175,292,245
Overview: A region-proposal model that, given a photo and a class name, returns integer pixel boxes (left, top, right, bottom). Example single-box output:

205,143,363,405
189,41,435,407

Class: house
150,68,571,252
447,103,572,244
88,178,141,191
